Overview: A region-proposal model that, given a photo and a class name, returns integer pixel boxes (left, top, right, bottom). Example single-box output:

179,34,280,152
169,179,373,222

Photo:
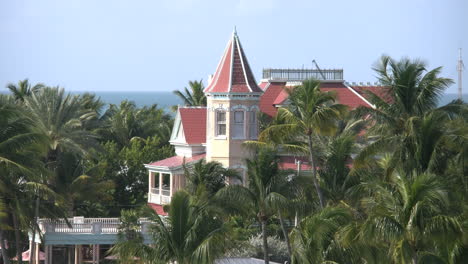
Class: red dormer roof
179,107,207,144
259,81,286,117
352,85,393,103
204,31,263,94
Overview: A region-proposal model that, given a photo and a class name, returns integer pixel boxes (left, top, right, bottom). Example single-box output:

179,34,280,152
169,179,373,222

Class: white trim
260,81,271,92
228,34,234,93
205,36,232,93
343,82,376,109
235,35,253,92
232,109,246,139
235,34,258,89
231,104,248,111
215,109,227,137
249,105,260,111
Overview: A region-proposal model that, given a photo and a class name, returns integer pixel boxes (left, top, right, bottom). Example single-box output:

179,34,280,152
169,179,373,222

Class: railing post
92,223,102,234
45,222,56,233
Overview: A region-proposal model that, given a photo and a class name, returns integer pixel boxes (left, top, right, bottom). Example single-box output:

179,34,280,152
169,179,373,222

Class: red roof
352,85,393,103
147,154,206,169
320,82,372,109
148,203,168,216
279,156,312,171
259,81,374,117
179,107,206,144
259,82,287,117
204,32,263,94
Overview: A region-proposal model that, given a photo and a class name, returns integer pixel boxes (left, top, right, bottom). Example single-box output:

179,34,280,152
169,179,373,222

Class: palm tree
184,159,239,198
289,206,357,264
0,99,51,263
352,169,463,263
112,191,231,264
173,80,207,107
100,100,173,147
261,79,347,208
354,56,456,171
217,148,289,264
315,119,366,204
24,87,99,166
6,79,44,102
22,87,102,261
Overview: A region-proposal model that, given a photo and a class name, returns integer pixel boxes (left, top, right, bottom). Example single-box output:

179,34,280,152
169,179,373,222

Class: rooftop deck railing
263,68,344,81
38,217,152,234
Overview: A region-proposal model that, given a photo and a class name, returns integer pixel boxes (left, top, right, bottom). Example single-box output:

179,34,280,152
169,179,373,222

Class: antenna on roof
457,48,464,100
312,59,326,80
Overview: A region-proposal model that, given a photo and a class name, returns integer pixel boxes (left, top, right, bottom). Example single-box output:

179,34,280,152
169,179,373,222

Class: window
216,111,226,136
233,111,245,138
249,111,257,139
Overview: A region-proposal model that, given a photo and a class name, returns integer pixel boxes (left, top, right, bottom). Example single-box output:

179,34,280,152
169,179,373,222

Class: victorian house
145,31,382,215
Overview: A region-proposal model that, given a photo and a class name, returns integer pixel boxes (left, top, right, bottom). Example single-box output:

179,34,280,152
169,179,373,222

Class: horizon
1,0,467,94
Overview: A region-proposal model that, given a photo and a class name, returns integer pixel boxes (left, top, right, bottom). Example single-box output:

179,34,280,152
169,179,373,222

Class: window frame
249,110,258,139
215,110,227,138
232,110,246,139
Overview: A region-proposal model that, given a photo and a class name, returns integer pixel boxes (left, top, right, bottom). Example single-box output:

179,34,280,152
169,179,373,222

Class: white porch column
35,242,40,264
74,245,82,264
148,171,153,195
158,172,163,194
169,173,173,196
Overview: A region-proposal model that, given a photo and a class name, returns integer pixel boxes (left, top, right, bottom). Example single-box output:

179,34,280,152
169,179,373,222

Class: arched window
233,110,245,139
216,110,226,136
249,110,258,139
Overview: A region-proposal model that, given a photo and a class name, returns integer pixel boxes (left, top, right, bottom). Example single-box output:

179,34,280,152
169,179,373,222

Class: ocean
72,91,183,111
1,90,466,112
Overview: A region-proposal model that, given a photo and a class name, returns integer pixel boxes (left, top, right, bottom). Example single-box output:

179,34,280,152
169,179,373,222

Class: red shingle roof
148,203,168,216
352,85,393,103
259,82,286,117
179,107,206,144
204,32,263,94
320,82,372,109
259,81,374,116
147,154,206,169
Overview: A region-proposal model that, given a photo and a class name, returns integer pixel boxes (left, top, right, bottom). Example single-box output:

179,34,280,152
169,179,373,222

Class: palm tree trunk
277,210,291,262
307,134,325,208
29,197,39,264
0,229,11,264
12,213,22,263
261,220,269,264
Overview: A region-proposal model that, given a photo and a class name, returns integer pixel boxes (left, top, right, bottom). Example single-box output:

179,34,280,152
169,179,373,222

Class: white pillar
74,245,82,264
148,171,153,196
36,242,40,264
169,173,173,196
159,172,163,194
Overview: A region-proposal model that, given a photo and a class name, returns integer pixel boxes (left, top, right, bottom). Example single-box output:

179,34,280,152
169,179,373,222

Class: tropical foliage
2,54,467,264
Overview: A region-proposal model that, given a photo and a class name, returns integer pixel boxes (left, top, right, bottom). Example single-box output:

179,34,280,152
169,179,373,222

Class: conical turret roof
204,31,263,94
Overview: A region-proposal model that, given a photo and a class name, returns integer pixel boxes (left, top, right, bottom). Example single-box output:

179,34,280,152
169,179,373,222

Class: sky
0,0,467,93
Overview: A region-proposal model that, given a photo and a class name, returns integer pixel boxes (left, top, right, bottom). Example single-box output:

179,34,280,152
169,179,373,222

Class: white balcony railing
149,187,171,205
38,217,151,234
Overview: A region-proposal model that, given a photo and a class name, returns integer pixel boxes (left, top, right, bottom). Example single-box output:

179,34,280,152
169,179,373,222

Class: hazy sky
1,0,467,93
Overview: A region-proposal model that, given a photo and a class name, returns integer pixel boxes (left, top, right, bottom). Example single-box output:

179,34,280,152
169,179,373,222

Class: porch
31,217,152,264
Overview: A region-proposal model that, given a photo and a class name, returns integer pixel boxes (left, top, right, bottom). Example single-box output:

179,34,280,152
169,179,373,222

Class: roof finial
233,26,237,35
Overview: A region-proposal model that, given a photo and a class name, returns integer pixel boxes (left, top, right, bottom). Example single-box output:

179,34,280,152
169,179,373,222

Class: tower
204,30,263,178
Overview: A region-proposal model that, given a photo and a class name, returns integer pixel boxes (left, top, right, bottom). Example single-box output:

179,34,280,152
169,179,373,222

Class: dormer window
249,111,258,139
233,110,245,139
216,111,226,136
